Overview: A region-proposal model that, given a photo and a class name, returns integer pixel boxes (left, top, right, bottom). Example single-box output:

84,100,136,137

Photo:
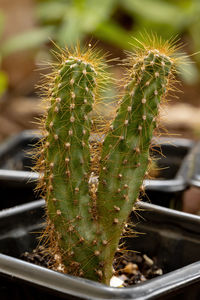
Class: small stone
123,263,139,274
110,275,125,287
143,254,154,266
153,268,163,275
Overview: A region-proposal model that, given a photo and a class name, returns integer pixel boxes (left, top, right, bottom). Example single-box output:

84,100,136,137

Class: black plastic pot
0,200,199,300
144,137,195,209
0,131,195,210
0,131,40,209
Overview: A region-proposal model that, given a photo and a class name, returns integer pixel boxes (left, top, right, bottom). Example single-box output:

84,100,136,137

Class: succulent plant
36,37,178,285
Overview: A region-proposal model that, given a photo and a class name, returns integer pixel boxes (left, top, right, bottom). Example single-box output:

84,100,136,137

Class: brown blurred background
0,0,200,142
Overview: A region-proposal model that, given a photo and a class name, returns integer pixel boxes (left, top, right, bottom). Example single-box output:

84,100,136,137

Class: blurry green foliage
0,69,8,97
0,27,54,57
35,0,200,82
36,0,118,46
0,0,200,83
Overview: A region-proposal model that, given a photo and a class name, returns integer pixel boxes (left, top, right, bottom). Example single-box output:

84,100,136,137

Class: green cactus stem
36,40,177,285
97,49,173,283
37,48,109,281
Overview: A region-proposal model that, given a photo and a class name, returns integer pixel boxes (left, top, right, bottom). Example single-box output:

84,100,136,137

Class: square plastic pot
144,137,195,209
0,200,199,300
0,131,40,209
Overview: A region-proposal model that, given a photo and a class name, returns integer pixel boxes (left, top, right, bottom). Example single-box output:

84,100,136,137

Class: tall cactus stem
97,48,173,283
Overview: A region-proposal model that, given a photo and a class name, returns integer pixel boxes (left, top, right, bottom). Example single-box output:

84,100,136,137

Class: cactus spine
37,40,176,285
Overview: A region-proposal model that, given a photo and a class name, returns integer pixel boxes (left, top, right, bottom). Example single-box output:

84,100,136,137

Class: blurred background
0,0,200,142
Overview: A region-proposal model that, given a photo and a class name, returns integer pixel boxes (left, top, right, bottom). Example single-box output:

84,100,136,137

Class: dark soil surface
21,246,163,287
22,246,53,269
113,250,163,286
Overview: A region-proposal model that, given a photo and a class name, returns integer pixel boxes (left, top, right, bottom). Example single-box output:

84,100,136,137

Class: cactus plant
35,37,178,285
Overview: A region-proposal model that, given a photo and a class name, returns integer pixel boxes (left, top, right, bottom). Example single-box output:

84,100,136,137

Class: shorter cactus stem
38,48,109,281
